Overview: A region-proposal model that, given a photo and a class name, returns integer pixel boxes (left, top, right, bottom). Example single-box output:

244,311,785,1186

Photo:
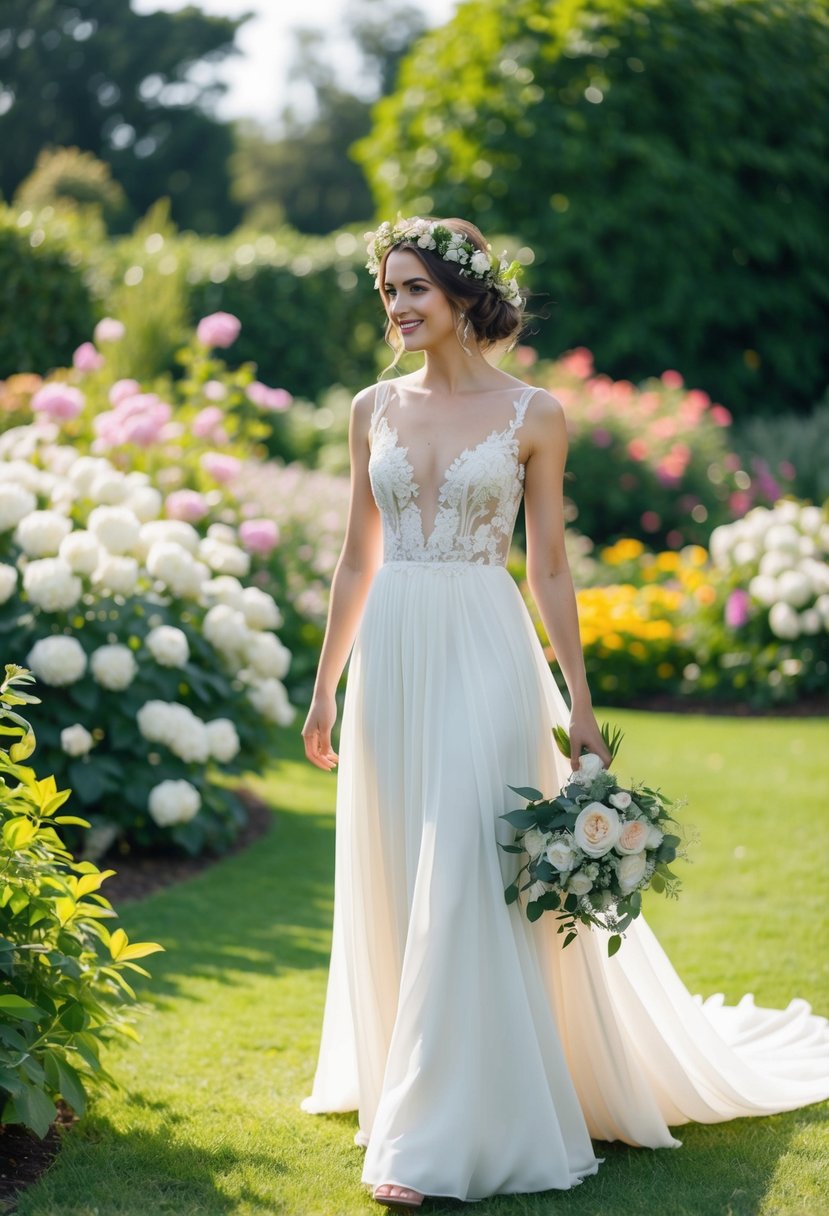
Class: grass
13,710,829,1216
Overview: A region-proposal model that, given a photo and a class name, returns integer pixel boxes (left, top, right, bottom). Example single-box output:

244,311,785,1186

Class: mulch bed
0,788,274,1213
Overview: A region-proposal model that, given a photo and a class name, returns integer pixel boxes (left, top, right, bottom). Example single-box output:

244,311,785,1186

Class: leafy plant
0,665,164,1138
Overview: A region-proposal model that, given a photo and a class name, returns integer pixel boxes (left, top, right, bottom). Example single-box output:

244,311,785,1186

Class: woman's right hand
301,694,339,771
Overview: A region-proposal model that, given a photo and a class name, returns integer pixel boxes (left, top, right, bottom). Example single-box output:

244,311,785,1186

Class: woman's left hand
568,704,612,770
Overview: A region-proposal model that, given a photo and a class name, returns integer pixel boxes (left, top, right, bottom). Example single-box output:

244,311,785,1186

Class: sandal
372,1183,425,1209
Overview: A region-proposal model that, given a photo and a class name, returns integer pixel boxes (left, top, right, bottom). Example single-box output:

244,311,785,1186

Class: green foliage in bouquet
501,724,687,957
0,665,164,1138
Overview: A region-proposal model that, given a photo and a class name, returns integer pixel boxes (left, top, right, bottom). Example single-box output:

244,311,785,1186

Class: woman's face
382,248,458,353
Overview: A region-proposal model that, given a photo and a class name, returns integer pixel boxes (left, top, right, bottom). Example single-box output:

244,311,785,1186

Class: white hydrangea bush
0,426,296,855
704,498,829,702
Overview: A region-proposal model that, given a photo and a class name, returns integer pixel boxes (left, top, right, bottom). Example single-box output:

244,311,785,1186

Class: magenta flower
239,518,280,554
196,312,241,348
725,588,751,629
710,404,732,427
94,317,126,344
166,490,209,522
110,379,141,405
73,342,104,372
200,452,242,483
591,427,612,448
31,383,85,420
640,510,661,532
661,369,684,389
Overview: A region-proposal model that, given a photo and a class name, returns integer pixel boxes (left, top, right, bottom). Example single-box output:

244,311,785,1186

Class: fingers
301,721,339,771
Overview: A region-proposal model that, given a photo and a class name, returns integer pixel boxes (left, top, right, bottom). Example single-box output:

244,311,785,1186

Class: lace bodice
368,382,538,566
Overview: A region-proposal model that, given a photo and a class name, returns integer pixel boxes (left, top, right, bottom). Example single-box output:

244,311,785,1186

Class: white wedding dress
301,381,829,1202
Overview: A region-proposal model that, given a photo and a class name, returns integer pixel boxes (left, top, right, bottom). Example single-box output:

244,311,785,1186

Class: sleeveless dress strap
509,385,542,434
369,379,393,439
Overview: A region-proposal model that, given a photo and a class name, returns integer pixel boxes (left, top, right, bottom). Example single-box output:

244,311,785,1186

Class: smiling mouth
399,321,422,334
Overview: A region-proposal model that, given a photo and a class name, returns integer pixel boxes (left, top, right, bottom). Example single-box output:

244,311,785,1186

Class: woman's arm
522,390,612,770
301,387,383,770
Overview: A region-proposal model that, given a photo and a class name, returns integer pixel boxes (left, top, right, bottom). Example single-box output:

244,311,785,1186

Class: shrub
0,665,163,1138
0,206,97,380
358,0,829,417
14,147,128,230
512,345,789,547
731,398,829,506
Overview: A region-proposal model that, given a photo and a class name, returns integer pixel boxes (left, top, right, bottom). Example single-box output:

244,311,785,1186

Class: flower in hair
364,216,525,307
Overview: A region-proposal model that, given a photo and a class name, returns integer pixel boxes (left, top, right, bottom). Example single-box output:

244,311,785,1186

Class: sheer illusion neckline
371,384,534,549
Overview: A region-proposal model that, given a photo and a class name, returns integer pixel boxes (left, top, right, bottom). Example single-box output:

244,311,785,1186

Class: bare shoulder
525,387,566,452
350,383,382,437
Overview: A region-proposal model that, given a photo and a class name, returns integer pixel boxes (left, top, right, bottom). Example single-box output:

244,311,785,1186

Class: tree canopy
357,0,829,415
0,0,246,233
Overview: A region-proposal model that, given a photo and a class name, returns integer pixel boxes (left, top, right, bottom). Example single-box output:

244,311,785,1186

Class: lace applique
368,386,537,566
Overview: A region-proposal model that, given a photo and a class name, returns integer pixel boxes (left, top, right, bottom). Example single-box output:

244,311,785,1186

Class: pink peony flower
196,312,241,348
203,379,228,401
710,404,732,427
513,345,538,366
729,490,752,517
661,369,684,389
109,378,141,405
725,588,751,629
559,347,593,379
651,417,677,439
94,317,126,344
193,406,225,439
239,518,280,554
73,342,104,372
200,452,242,483
165,490,209,522
626,438,649,462
246,381,293,411
31,383,85,420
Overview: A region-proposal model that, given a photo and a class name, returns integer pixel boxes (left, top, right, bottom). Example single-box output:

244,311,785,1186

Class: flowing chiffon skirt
301,560,829,1202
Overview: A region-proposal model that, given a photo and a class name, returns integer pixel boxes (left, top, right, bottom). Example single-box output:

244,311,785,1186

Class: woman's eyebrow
384,276,431,287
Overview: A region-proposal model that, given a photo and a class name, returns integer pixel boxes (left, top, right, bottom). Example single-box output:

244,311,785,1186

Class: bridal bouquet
500,724,688,956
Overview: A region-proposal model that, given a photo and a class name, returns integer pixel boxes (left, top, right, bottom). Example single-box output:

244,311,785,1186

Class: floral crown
364,216,524,308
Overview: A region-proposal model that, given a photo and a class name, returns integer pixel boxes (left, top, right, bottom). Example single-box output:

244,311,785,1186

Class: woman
300,217,829,1209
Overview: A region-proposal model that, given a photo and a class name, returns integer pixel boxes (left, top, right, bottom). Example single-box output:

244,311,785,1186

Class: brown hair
378,217,524,367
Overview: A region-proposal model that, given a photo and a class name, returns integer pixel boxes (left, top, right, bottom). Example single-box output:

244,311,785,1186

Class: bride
300,216,829,1209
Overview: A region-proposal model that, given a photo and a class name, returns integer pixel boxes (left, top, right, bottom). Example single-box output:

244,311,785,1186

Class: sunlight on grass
15,711,829,1216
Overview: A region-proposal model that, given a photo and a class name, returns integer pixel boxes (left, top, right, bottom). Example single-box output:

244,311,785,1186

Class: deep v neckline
374,408,526,550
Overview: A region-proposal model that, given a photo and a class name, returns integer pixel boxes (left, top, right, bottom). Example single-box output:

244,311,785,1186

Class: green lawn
13,711,829,1216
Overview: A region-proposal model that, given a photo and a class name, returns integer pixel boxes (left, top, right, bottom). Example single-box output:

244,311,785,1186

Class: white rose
59,530,100,575
61,723,94,757
137,700,175,741
545,834,577,872
199,537,250,578
14,509,72,557
799,608,822,634
645,823,664,849
765,523,801,555
23,558,82,612
816,595,829,627
0,563,18,603
521,826,549,858
148,779,201,827
88,471,129,505
707,525,733,569
146,625,190,667
87,505,141,554
758,550,791,579
609,790,632,811
205,718,240,762
617,851,648,893
577,752,605,780
567,871,594,896
168,714,209,763
248,677,295,725
67,456,112,496
768,601,800,640
146,542,209,598
27,635,87,685
90,643,137,690
615,818,650,855
573,802,620,858
798,506,824,535
245,631,291,679
206,522,237,544
0,483,37,532
93,555,139,597
748,574,779,606
240,586,282,630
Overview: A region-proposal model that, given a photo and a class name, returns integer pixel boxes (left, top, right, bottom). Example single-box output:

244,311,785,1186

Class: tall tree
0,0,247,233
